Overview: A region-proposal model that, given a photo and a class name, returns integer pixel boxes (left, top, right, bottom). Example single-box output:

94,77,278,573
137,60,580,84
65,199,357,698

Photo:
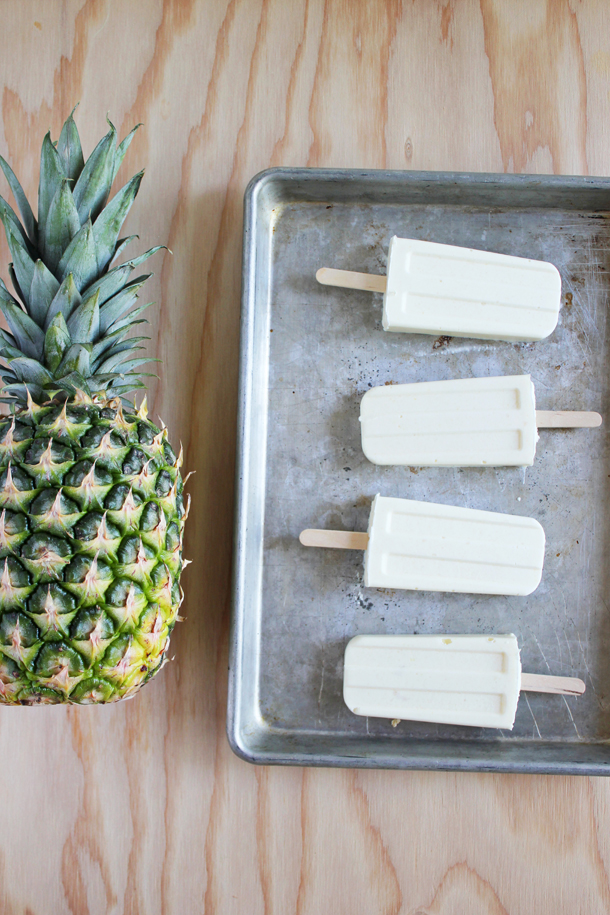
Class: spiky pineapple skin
0,396,186,704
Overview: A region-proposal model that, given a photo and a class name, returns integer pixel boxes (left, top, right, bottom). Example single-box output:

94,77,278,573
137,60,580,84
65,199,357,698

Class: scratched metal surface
229,169,610,772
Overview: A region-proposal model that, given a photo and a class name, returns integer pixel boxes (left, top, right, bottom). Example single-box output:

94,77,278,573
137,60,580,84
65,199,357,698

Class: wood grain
1,1,610,912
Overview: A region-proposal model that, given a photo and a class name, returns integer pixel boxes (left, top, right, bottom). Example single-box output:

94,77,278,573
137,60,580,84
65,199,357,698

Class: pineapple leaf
8,357,54,387
107,302,151,334
111,235,138,265
92,339,147,372
57,106,85,181
45,273,82,329
29,258,61,326
57,219,98,290
0,155,37,242
72,123,116,223
0,195,36,256
118,246,165,270
0,340,24,361
4,225,37,308
99,279,147,333
56,342,91,378
111,123,141,185
1,382,45,402
98,354,157,374
53,371,92,396
0,298,44,360
67,289,100,343
0,277,19,309
92,171,144,273
90,324,130,361
43,179,81,272
44,312,71,373
0,326,17,346
8,264,26,306
38,133,66,243
81,263,134,307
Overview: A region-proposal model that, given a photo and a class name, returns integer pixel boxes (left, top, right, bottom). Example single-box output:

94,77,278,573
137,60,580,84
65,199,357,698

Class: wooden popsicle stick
316,267,387,293
299,529,369,550
521,672,586,696
536,410,602,428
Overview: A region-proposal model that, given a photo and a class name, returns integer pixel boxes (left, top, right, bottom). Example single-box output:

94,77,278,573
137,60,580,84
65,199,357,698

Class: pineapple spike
137,395,148,419
25,386,45,420
174,444,183,471
73,387,94,406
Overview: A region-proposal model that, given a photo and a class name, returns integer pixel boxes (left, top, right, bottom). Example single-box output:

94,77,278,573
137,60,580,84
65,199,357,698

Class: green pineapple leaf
56,106,84,181
0,338,24,361
72,122,116,223
57,219,98,290
29,258,61,326
45,273,82,329
99,279,147,334
0,276,19,309
0,297,45,360
52,371,92,396
92,339,147,370
0,155,37,242
0,382,45,402
44,312,72,373
81,263,133,306
92,171,144,273
38,132,66,243
8,264,25,306
107,302,151,334
8,357,54,387
55,342,91,378
3,225,37,307
111,235,138,265
67,289,100,343
43,179,81,271
0,195,35,256
97,353,157,375
111,123,141,185
118,246,165,271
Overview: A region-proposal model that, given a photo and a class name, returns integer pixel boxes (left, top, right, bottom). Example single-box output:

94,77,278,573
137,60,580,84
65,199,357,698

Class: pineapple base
0,394,186,704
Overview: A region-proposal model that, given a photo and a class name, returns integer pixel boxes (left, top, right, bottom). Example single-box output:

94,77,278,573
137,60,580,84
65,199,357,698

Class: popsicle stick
536,410,602,428
521,673,585,696
316,267,387,293
299,529,369,550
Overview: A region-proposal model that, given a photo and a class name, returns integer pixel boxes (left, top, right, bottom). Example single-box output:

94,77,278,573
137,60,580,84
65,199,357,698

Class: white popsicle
300,494,546,596
360,374,602,468
317,236,561,342
343,634,585,730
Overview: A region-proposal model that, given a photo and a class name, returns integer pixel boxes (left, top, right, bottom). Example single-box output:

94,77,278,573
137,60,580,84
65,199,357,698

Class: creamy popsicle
343,633,585,729
300,494,545,596
360,374,602,468
317,236,561,342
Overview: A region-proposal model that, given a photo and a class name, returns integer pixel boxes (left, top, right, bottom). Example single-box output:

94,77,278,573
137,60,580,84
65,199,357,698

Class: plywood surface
1,1,610,912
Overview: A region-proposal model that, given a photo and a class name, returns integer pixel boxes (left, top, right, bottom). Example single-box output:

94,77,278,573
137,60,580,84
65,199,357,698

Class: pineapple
0,109,188,704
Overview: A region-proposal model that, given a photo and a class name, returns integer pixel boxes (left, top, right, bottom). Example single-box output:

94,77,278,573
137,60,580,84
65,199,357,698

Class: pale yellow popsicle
300,494,546,596
360,374,601,468
317,236,562,342
343,634,585,729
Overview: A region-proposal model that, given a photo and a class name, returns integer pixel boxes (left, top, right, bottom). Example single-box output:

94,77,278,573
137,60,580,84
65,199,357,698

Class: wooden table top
1,2,610,912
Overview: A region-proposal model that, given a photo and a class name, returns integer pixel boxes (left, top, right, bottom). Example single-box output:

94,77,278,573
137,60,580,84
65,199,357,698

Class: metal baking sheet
228,167,610,774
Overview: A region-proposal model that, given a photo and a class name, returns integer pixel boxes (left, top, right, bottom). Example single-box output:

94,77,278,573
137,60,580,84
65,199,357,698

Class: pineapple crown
0,107,163,408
